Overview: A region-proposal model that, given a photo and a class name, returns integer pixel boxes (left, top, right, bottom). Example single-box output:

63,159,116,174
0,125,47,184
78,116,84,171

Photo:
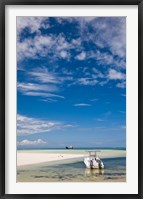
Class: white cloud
17,139,46,146
90,98,98,102
91,50,125,69
17,35,55,61
75,51,86,60
99,80,109,86
108,69,125,80
63,17,97,24
17,81,64,99
74,103,91,107
17,114,72,135
71,38,82,46
76,78,98,86
92,68,104,78
63,124,76,127
83,17,97,22
60,50,70,59
17,17,126,90
61,68,73,76
17,17,49,35
89,50,113,65
40,98,58,103
28,67,62,84
17,17,126,66
17,114,60,135
88,17,126,58
74,17,126,70
116,81,126,88
96,118,105,122
17,82,58,92
23,91,65,99
56,35,71,51
29,67,74,84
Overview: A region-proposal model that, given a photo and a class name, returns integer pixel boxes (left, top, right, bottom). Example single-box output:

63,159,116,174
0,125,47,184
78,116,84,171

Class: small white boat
84,151,104,169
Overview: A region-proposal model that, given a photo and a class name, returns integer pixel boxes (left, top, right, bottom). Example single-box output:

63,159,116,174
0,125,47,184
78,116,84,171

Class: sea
17,148,126,182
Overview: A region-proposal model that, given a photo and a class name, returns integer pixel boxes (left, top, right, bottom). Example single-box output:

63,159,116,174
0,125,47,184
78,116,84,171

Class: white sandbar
17,150,126,166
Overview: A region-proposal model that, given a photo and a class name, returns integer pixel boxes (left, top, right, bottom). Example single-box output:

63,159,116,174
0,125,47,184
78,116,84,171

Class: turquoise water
17,157,126,182
18,147,126,150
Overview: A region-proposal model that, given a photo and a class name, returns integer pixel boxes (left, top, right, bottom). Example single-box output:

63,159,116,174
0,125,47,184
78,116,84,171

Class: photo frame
0,0,143,198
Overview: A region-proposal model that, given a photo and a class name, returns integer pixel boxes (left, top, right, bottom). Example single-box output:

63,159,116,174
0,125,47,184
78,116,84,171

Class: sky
17,17,126,149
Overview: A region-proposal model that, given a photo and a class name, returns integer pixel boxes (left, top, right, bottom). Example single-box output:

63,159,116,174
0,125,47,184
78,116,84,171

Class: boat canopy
86,150,101,157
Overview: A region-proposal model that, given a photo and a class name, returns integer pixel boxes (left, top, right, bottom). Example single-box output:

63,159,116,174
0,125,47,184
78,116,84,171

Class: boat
65,146,73,149
84,151,104,169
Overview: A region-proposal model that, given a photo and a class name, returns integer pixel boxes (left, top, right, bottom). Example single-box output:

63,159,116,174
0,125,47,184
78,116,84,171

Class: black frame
0,0,143,198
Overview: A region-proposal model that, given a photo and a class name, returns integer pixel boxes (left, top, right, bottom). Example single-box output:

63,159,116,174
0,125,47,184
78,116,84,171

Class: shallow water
17,157,126,182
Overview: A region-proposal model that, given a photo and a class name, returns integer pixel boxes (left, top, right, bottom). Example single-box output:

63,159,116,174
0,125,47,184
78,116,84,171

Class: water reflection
84,168,104,177
17,157,126,182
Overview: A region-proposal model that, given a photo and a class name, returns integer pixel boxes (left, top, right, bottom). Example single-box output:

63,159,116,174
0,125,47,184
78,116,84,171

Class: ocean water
18,147,126,151
17,157,126,182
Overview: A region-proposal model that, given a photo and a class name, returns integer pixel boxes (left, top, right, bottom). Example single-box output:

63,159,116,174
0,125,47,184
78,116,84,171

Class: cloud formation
17,114,72,135
17,139,46,146
17,17,126,66
18,82,58,92
108,69,125,80
16,17,126,148
74,103,91,107
17,17,49,36
17,17,126,105
18,81,64,99
75,51,86,60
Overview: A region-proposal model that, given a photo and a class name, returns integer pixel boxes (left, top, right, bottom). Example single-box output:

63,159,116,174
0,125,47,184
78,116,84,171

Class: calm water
17,157,126,182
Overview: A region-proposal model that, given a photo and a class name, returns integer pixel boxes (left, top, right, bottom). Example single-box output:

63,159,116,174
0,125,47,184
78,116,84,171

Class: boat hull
84,157,104,169
65,146,73,149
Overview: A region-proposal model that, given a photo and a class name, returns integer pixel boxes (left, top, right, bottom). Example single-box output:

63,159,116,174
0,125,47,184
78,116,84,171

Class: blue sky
17,17,126,149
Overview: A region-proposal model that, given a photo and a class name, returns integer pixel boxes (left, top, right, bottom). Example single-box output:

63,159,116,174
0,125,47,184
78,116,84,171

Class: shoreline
17,149,126,167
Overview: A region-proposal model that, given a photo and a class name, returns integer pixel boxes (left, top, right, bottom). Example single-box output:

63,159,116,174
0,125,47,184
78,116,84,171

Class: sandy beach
17,150,126,166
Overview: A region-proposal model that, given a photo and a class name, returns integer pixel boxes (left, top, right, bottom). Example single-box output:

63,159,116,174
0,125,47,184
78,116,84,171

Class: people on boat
84,150,104,169
90,159,94,168
98,159,102,169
